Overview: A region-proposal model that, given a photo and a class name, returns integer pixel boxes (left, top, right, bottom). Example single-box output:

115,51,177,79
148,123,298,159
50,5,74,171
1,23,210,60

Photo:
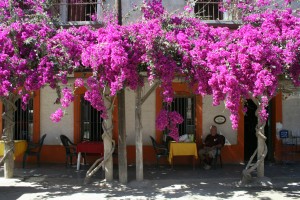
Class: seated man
199,125,225,170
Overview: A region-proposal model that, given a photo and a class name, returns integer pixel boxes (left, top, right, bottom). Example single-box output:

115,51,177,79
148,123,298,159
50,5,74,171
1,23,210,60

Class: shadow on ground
0,163,300,199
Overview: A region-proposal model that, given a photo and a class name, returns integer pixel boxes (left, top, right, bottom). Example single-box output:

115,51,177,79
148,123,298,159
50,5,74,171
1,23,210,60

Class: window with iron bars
52,0,102,23
163,96,196,142
14,99,34,142
195,0,224,20
80,96,103,142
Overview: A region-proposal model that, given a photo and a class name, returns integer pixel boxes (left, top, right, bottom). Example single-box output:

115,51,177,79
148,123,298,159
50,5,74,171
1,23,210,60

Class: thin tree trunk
242,97,268,183
256,115,266,177
118,89,127,184
2,94,18,178
103,97,114,181
84,96,116,183
135,86,143,181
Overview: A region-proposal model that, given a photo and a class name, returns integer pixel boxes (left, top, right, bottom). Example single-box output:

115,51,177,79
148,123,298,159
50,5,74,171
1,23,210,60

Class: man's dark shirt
204,134,225,147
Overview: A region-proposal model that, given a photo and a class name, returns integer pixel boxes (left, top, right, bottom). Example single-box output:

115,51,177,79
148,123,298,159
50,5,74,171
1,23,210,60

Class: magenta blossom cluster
2,0,300,133
60,87,74,108
156,109,184,142
142,0,165,20
50,108,64,123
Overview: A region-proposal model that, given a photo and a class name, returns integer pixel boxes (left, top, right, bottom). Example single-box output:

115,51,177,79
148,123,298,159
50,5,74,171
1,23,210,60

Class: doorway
244,99,271,162
244,100,258,162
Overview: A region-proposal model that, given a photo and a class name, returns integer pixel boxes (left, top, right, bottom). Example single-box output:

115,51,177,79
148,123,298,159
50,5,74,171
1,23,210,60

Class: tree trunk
256,117,266,177
242,97,268,183
103,97,114,181
2,95,18,178
118,89,127,184
84,96,116,183
135,86,143,181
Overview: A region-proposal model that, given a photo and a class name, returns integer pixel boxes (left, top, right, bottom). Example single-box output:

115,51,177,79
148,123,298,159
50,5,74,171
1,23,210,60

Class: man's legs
199,147,218,168
199,148,211,169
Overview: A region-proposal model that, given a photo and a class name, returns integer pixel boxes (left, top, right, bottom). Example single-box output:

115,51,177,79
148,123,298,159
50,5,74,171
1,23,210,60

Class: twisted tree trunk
85,96,115,183
1,94,18,178
242,98,268,184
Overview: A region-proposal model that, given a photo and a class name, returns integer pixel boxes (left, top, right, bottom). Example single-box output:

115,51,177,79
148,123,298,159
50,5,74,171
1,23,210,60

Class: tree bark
103,97,114,181
115,0,127,184
135,86,143,181
242,97,268,183
84,96,116,183
256,111,266,178
2,94,18,178
118,89,127,184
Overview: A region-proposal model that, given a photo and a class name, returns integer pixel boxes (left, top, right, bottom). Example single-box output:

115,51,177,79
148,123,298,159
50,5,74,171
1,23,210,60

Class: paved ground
0,162,300,199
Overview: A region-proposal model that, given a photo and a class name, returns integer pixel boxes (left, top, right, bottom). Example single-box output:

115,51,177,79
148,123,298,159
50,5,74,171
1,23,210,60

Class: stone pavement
0,162,300,200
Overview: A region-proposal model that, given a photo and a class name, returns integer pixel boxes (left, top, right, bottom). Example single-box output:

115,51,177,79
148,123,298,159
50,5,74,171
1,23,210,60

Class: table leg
77,152,81,170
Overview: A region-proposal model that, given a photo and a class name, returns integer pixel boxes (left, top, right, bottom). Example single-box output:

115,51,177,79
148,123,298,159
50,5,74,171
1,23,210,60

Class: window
81,96,103,141
14,99,34,141
164,96,196,137
195,0,223,20
52,0,102,22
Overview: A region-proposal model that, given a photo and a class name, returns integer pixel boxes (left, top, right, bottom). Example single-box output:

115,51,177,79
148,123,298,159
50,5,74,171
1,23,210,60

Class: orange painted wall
33,90,41,143
272,93,283,162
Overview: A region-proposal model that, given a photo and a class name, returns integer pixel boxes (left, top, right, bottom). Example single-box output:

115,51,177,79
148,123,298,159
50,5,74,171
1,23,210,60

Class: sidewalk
0,162,300,199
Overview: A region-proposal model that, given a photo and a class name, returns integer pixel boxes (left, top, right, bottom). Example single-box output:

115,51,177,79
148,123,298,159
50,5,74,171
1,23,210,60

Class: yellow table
168,142,198,169
0,140,27,158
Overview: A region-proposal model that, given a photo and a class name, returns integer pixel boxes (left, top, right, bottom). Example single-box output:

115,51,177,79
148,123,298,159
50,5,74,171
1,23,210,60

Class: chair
212,147,223,169
150,136,168,166
23,134,47,168
60,134,84,168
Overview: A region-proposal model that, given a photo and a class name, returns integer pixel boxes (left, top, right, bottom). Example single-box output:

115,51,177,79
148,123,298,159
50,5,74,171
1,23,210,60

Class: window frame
57,0,102,23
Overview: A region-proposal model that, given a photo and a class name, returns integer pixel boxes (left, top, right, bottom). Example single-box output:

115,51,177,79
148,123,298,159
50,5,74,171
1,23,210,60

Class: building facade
0,0,299,165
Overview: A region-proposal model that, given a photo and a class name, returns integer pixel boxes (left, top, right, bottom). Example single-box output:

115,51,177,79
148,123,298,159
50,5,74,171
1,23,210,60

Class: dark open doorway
244,100,258,162
244,99,272,162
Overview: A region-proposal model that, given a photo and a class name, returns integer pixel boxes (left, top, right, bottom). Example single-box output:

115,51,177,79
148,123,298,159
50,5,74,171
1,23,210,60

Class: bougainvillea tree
137,0,300,181
0,0,79,178
53,0,300,182
1,0,299,184
204,2,300,182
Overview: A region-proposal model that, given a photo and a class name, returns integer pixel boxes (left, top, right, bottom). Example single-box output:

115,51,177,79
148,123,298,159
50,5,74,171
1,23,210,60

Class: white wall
40,83,74,145
39,84,239,146
202,96,237,145
104,0,186,24
125,84,156,145
282,95,300,137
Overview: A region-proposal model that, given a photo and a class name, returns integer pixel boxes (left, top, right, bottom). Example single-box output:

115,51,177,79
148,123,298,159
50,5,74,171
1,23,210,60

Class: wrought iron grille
164,97,196,138
14,99,34,141
52,0,101,22
81,96,103,141
195,0,223,20
195,0,240,20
